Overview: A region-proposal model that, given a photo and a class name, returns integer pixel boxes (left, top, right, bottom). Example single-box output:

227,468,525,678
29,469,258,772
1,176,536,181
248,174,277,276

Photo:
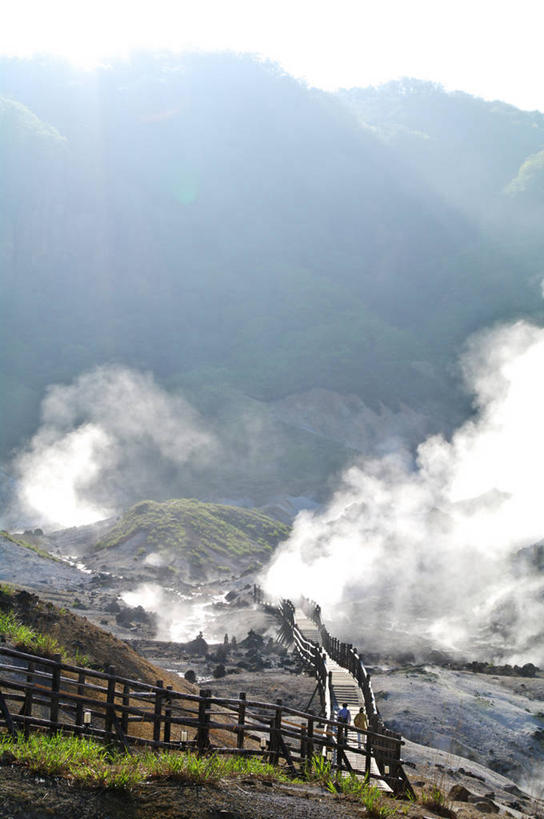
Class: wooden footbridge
258,588,413,795
0,590,413,798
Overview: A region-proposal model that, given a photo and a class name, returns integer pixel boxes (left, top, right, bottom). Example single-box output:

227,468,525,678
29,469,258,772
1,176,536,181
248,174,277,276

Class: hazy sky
2,0,543,111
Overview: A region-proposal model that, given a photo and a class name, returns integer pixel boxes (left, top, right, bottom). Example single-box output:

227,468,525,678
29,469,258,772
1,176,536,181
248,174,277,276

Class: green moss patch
95,499,290,562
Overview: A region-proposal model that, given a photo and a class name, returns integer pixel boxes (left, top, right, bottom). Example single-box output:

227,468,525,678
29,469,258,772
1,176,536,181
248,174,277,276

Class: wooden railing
277,599,329,719
0,644,409,793
299,595,414,797
254,586,414,797
300,595,381,729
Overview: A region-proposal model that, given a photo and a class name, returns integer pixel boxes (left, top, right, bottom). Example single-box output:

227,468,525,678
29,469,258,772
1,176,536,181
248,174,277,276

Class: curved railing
300,595,382,730
277,599,329,719
255,586,414,798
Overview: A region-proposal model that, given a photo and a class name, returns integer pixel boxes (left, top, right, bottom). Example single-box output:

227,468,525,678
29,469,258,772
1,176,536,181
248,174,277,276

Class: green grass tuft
307,755,395,816
94,499,290,564
0,610,89,665
0,735,299,791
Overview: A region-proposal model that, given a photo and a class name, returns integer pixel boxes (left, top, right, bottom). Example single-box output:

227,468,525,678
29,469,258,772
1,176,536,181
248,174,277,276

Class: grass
0,736,408,815
0,609,62,657
0,530,61,562
0,609,90,665
307,754,396,817
420,782,456,818
0,734,296,791
94,499,289,561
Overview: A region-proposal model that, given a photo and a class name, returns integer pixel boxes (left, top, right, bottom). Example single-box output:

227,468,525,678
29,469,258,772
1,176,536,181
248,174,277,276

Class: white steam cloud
262,321,544,664
12,366,215,529
122,583,224,643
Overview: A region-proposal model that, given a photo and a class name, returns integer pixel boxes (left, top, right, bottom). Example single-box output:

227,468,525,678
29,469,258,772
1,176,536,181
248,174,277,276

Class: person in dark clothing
337,703,351,723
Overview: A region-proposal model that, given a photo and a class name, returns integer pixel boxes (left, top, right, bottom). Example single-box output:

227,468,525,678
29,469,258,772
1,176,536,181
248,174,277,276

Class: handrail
300,595,383,727
0,644,409,792
254,586,414,797
277,599,328,719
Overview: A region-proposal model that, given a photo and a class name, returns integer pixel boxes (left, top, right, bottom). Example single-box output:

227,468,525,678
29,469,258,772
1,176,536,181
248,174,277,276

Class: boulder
448,784,472,802
471,800,499,814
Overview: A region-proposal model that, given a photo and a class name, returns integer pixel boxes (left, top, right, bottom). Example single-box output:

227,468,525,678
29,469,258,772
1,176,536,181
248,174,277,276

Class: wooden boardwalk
294,608,391,791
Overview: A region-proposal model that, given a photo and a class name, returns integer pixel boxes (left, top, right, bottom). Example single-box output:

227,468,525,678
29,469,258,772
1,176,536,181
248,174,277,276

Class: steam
262,321,544,664
11,366,215,529
122,583,224,643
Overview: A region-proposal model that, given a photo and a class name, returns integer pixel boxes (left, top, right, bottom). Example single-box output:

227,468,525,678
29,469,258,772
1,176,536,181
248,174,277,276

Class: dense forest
2,54,544,506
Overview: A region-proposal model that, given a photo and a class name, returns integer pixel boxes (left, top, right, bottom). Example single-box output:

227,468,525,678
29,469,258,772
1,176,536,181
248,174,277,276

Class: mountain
338,78,544,216
47,498,290,582
1,58,543,506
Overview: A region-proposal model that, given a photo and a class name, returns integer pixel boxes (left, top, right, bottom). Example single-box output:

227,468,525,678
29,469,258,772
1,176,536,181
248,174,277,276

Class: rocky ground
2,521,544,816
371,664,544,789
0,746,542,818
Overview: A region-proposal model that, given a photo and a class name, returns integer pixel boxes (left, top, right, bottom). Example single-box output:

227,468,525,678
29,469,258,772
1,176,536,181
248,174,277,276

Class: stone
472,799,499,814
448,784,472,802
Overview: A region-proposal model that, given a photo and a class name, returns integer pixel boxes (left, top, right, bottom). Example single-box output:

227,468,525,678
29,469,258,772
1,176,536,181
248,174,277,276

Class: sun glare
1,0,543,109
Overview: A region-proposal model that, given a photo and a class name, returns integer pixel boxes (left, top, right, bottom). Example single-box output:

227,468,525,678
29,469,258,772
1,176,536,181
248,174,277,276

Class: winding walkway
294,608,391,791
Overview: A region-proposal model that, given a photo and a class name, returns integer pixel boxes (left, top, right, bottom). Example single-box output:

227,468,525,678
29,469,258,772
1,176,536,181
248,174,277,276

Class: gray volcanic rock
271,388,439,455
0,533,90,590
372,664,544,784
404,738,542,816
46,517,118,557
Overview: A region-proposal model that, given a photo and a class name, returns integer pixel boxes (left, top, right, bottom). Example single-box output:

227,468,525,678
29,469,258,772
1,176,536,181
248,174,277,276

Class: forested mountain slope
1,57,543,504
339,78,544,213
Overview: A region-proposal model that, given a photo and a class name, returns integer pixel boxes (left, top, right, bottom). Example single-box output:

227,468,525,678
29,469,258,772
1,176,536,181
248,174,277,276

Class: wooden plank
23,661,34,740
76,670,85,735
121,683,130,736
163,685,172,744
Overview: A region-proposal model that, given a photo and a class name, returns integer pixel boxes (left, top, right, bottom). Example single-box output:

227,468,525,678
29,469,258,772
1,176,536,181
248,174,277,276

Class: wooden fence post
365,732,372,780
163,685,172,744
76,669,85,736
121,683,130,736
153,680,164,747
105,666,116,742
237,692,246,750
196,688,211,753
272,699,282,765
49,654,62,735
300,725,307,763
0,688,16,738
267,715,275,763
23,661,34,739
337,723,344,772
307,716,314,763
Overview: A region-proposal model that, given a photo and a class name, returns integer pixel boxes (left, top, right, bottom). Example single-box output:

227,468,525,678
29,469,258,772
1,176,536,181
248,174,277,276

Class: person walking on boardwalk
337,703,351,724
354,706,368,750
336,702,351,758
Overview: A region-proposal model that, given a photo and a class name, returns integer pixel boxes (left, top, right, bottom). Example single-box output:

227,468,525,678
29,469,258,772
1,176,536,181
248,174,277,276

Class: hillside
2,57,544,513
50,499,290,583
339,78,544,215
0,56,471,478
0,531,89,588
0,584,193,690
